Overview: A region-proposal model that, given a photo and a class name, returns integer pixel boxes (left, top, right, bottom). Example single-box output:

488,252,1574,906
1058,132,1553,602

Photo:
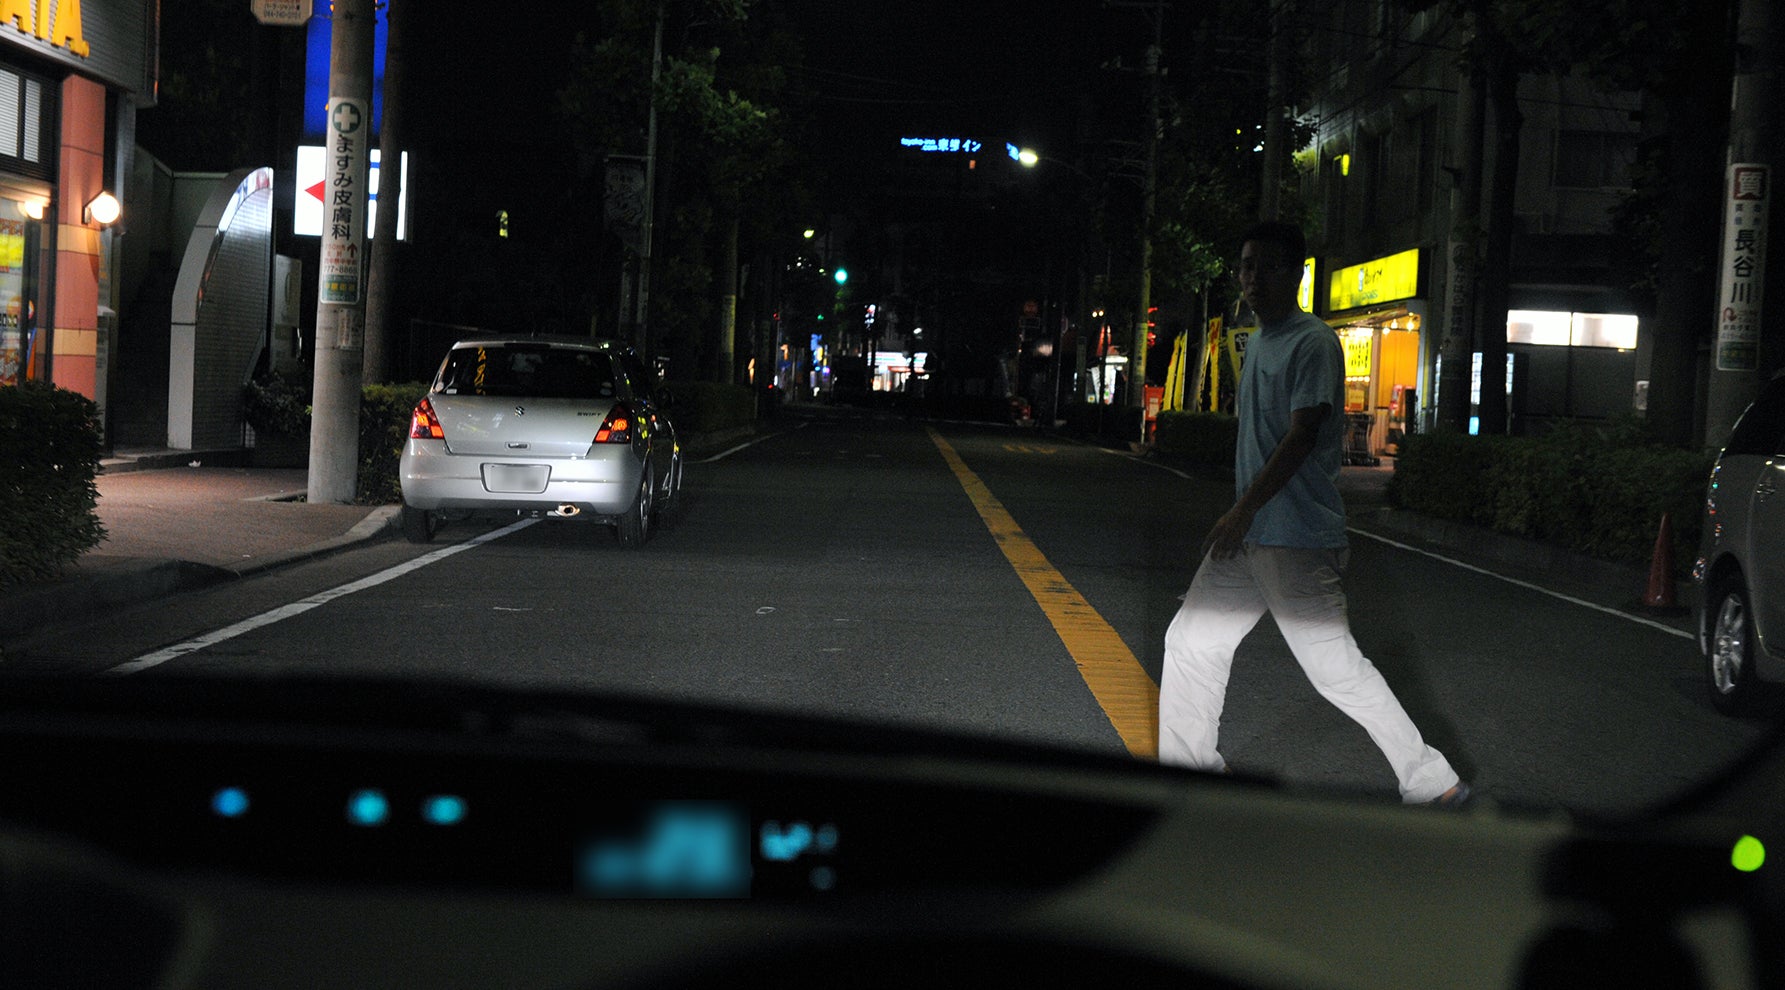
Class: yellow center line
927,428,1159,759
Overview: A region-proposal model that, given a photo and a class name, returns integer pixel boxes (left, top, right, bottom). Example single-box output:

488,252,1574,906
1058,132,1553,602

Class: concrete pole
1130,13,1161,422
1705,0,1776,447
1259,0,1290,222
307,0,374,504
637,2,664,357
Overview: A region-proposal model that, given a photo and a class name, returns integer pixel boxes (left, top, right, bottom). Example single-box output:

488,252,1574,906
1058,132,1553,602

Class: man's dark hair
1240,221,1306,269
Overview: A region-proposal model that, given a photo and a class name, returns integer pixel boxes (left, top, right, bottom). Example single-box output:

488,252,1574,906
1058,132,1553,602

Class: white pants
1158,544,1459,803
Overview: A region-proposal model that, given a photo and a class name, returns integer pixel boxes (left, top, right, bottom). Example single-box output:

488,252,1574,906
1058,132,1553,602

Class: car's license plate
482,463,550,493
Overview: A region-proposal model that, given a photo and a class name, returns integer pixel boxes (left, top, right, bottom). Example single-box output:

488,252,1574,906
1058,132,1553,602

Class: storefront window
0,198,41,386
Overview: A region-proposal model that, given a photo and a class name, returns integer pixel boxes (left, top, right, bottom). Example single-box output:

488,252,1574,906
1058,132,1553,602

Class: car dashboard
0,677,1777,990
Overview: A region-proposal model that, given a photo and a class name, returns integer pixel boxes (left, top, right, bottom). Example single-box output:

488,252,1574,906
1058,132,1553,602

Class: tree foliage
559,0,807,376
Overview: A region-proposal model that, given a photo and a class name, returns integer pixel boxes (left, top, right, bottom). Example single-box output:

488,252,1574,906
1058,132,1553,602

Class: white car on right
1696,371,1785,714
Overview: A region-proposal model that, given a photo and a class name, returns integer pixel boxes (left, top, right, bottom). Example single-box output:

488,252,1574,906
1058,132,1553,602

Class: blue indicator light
211,787,250,819
810,866,837,891
760,821,814,862
346,789,390,827
761,821,838,862
422,795,468,826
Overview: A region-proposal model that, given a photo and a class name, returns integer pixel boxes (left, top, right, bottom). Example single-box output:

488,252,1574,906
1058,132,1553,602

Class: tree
559,0,806,382
1403,0,1735,442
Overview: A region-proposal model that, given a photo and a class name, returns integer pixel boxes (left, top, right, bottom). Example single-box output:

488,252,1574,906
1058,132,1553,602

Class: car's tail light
593,403,634,444
409,397,445,440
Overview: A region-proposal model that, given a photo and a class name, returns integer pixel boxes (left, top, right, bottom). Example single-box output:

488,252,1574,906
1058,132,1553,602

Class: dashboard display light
347,788,390,827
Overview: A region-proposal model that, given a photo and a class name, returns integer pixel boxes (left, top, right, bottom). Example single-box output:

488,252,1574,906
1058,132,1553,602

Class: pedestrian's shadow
1346,573,1476,785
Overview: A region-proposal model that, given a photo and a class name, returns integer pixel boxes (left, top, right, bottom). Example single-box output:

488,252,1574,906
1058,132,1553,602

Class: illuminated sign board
1328,248,1420,312
1340,328,1373,378
295,145,408,239
303,5,389,141
0,0,156,96
1298,256,1315,313
899,137,982,153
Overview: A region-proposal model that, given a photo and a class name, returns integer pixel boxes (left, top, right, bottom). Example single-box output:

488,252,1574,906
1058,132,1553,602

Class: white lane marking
1099,448,1690,640
1099,448,1194,480
693,421,810,464
1347,527,1695,641
105,519,539,675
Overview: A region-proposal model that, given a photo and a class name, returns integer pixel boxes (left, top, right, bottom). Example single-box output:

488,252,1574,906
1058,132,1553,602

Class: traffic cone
1643,512,1676,609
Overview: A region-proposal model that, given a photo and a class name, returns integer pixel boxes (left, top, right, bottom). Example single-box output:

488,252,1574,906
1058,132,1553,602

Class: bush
242,372,311,437
1387,431,1501,524
1063,402,1147,442
1153,411,1238,467
663,381,757,435
0,382,107,586
1390,424,1715,572
358,382,430,505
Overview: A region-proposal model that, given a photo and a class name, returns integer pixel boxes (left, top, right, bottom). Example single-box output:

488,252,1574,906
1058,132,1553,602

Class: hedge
1389,424,1714,572
0,382,106,587
1153,410,1239,467
357,382,431,505
663,381,757,435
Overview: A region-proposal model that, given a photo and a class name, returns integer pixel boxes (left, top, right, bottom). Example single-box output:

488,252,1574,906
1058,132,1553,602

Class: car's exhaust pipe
552,503,581,517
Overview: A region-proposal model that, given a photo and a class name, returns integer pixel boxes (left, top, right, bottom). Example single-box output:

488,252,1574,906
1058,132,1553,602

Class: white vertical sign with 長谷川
1715,163,1768,373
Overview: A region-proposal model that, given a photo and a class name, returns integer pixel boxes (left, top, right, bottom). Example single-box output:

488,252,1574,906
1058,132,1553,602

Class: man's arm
1201,402,1331,560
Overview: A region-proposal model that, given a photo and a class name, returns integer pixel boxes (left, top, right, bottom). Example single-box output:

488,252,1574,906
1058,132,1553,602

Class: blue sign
303,5,390,142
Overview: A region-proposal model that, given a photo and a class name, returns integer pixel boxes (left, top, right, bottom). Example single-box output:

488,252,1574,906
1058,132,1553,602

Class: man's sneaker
1428,781,1473,809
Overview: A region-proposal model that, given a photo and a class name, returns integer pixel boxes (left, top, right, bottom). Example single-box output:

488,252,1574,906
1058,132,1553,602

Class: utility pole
1259,0,1291,221
1132,7,1162,421
637,2,664,358
1705,0,1776,446
363,0,404,385
1110,0,1166,427
307,0,374,505
1438,34,1485,432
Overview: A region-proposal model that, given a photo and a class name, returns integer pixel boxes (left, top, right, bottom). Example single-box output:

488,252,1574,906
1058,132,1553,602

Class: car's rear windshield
435,345,618,400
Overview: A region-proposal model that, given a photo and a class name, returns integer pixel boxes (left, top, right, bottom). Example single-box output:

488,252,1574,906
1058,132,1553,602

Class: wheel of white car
400,502,437,544
616,470,652,549
1708,578,1764,715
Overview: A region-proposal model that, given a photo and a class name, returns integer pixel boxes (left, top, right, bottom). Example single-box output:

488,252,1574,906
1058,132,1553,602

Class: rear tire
400,502,437,544
616,471,652,549
1708,578,1766,715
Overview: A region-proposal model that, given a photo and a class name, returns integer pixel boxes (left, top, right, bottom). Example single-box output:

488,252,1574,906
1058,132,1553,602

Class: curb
100,448,252,474
226,505,401,579
0,506,401,644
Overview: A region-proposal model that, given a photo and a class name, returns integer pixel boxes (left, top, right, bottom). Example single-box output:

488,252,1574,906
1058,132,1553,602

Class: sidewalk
0,451,399,642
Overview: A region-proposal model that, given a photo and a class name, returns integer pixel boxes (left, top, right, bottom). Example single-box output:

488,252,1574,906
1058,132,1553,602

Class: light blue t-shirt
1235,310,1348,548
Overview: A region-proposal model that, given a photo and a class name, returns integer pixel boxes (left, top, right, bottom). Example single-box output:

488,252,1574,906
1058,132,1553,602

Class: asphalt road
9,409,1774,821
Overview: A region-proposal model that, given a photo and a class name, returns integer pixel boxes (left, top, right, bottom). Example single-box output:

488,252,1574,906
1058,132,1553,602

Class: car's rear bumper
399,441,642,515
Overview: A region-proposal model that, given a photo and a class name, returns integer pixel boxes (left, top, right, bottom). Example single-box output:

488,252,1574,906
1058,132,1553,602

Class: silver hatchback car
1696,372,1785,713
399,337,682,549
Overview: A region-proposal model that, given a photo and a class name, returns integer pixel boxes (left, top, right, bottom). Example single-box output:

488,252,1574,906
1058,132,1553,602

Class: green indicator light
1732,834,1765,872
